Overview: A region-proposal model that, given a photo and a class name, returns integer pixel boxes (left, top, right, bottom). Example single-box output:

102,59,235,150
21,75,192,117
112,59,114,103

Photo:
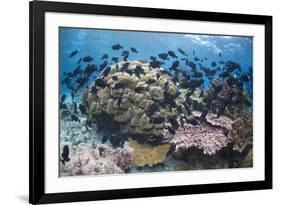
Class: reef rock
84,61,188,141
60,143,133,176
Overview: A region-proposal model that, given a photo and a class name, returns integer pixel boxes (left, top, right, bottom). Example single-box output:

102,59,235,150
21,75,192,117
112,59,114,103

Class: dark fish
77,58,82,64
190,79,204,87
219,61,225,64
182,71,191,80
120,62,130,72
99,60,108,71
218,52,222,57
114,81,127,89
60,103,68,110
84,64,96,75
168,51,178,58
112,76,118,81
146,103,159,116
79,104,87,115
150,116,165,124
211,61,217,67
61,145,70,165
130,47,138,53
83,55,94,63
95,78,107,88
156,73,160,80
185,116,198,125
180,79,204,88
76,76,87,88
178,48,188,56
150,56,157,61
134,86,145,93
122,50,130,61
169,116,179,130
225,60,241,72
112,57,119,63
146,79,156,85
102,66,111,77
167,126,175,135
91,85,98,95
126,69,133,75
69,50,78,58
71,114,80,122
149,60,163,69
192,71,203,78
188,61,196,70
122,50,129,56
194,56,200,61
134,66,144,78
102,135,109,143
101,54,108,60
73,101,78,114
61,94,66,102
180,116,185,127
112,43,123,50
170,60,179,72
109,135,124,148
158,53,169,60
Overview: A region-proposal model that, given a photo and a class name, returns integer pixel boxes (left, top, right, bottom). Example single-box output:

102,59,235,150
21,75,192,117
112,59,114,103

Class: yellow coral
128,139,170,167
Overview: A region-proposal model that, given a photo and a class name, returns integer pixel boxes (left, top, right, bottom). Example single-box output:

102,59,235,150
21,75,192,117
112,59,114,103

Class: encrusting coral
60,143,133,176
127,138,170,167
84,60,188,141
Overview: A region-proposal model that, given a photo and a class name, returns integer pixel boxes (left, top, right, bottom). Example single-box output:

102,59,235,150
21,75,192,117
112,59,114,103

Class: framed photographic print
29,0,272,204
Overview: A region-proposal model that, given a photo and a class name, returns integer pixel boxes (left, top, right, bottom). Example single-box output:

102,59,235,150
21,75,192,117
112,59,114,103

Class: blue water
59,27,253,98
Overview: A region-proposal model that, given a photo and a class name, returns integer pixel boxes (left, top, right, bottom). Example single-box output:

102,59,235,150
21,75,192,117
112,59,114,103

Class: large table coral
162,122,229,156
84,61,188,141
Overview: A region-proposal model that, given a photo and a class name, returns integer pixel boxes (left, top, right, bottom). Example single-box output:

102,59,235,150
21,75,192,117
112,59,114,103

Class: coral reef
60,143,133,176
162,122,229,156
84,61,188,141
128,138,170,167
228,113,253,152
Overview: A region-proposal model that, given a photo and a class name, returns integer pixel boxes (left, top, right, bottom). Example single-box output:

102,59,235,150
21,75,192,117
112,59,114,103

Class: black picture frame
29,1,272,204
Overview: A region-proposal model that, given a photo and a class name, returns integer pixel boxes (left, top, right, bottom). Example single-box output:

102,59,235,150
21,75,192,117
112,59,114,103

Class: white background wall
0,0,279,204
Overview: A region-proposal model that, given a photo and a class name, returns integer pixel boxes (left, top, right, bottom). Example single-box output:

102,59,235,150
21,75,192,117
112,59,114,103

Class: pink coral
162,123,229,156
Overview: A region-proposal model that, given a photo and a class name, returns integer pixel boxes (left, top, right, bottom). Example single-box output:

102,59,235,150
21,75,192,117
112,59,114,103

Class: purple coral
162,123,229,156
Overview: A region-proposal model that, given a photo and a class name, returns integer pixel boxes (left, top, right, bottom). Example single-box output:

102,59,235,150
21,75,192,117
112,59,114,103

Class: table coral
162,122,229,156
128,139,170,167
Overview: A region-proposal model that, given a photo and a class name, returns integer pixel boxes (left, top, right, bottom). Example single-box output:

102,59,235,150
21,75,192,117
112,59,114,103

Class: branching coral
84,61,188,141
162,122,229,156
127,138,170,167
60,143,133,176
